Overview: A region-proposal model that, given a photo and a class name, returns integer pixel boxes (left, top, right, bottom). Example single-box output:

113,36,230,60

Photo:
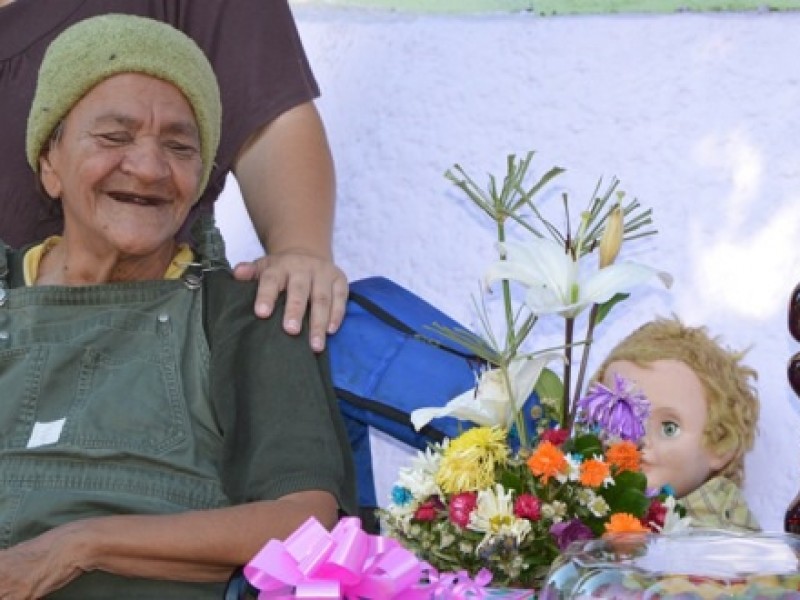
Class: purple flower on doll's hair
550,518,594,552
576,373,650,442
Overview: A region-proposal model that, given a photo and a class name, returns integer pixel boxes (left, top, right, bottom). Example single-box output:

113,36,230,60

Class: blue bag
328,277,482,518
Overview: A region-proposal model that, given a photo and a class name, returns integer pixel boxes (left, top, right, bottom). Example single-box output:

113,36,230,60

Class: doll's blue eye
661,421,680,437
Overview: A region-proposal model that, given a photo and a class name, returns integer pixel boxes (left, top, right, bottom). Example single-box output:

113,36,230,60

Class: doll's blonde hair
592,317,759,486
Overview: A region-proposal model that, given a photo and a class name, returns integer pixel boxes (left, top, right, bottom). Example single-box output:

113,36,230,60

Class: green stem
569,303,600,430
496,218,528,444
502,365,528,448
562,316,574,429
496,220,515,351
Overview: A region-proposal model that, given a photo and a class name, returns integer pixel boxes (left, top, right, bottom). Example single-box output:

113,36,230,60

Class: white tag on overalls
27,418,66,448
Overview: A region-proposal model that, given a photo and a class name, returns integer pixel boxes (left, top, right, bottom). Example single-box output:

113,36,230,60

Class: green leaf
568,433,604,457
600,470,650,516
595,292,630,324
499,469,524,494
613,469,648,490
608,487,651,517
514,164,567,212
535,367,564,420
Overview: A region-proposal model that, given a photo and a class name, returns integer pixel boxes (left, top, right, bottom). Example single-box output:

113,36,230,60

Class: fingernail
256,302,271,317
312,336,324,352
285,319,300,333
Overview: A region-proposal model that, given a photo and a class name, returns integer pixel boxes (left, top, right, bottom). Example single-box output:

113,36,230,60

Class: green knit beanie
26,14,221,196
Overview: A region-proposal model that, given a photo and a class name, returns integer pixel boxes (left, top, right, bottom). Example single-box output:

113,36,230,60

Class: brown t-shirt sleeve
167,0,321,213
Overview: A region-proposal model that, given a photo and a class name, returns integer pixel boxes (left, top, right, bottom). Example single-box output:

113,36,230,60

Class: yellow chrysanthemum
435,426,509,494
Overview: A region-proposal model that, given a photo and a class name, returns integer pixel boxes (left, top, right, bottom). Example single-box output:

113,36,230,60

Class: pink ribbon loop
244,516,497,599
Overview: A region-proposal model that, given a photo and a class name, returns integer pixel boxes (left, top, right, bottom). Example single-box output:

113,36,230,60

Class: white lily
410,353,557,431
485,237,672,318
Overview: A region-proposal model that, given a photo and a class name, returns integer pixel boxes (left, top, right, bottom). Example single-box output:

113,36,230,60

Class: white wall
217,8,800,531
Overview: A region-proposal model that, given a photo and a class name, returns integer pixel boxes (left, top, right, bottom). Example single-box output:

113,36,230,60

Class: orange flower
605,440,640,473
579,458,610,488
603,512,649,534
527,440,567,483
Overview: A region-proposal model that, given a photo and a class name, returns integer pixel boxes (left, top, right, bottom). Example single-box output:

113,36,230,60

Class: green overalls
0,243,231,599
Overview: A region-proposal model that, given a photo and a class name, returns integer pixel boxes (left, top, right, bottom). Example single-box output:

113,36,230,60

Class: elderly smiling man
0,14,355,599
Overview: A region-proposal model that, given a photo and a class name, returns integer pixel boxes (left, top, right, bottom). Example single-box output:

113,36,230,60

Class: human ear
39,153,63,199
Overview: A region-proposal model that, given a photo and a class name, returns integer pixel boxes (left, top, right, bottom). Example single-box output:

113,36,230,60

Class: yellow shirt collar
23,235,195,285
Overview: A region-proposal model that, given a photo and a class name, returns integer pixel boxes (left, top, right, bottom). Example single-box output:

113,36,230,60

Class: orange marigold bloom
579,458,610,488
527,440,567,483
604,512,649,534
605,440,641,473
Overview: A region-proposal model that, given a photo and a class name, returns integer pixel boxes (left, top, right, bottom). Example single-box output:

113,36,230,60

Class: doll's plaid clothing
681,476,760,532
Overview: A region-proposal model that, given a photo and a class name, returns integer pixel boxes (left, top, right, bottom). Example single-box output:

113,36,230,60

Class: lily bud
599,204,624,268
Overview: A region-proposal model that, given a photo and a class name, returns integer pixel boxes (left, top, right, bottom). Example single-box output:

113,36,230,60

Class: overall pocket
2,309,189,456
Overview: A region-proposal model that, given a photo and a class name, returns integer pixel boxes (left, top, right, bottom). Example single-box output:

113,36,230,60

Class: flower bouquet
378,151,685,589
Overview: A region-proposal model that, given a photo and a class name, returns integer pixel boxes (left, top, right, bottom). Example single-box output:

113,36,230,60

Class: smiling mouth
110,192,168,207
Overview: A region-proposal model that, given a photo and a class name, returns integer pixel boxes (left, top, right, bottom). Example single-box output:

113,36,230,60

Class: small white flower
658,496,693,533
587,495,611,518
576,487,596,506
557,453,582,483
467,484,531,551
397,445,443,499
381,501,418,538
542,500,568,522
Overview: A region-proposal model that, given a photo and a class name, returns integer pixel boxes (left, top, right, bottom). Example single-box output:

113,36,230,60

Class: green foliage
565,433,604,458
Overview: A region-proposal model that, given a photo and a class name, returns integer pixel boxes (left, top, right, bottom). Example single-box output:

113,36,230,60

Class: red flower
414,498,442,522
448,492,477,527
540,428,570,446
514,493,542,521
643,499,668,532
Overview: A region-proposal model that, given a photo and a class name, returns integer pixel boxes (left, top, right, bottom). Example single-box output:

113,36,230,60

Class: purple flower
576,374,650,442
550,518,594,551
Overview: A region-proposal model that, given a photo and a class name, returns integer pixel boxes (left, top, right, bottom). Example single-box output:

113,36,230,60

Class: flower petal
509,353,561,412
485,238,573,302
410,373,512,430
410,390,498,430
581,262,671,307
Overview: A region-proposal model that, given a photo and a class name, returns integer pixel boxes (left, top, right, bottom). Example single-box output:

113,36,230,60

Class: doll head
591,318,758,496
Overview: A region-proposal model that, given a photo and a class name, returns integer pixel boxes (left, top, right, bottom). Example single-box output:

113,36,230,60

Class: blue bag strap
348,277,481,361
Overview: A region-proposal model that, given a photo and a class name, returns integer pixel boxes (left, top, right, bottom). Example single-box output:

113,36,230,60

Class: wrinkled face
602,359,730,498
39,73,202,259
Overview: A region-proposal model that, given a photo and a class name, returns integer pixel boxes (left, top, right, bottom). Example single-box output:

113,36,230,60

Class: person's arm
232,101,348,352
0,490,337,598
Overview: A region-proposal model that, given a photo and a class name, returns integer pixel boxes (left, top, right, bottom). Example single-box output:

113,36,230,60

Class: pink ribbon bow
243,516,495,599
